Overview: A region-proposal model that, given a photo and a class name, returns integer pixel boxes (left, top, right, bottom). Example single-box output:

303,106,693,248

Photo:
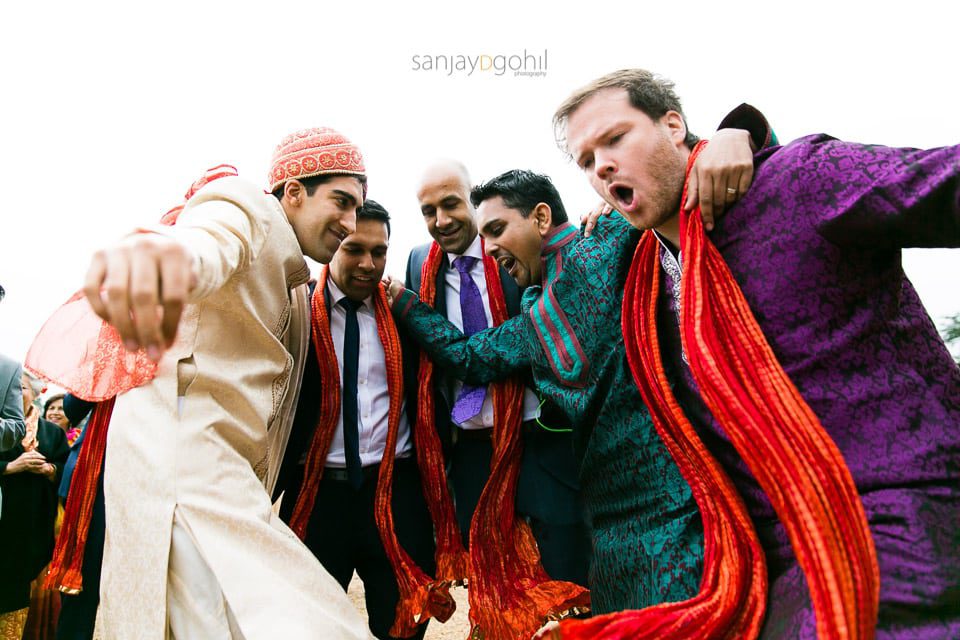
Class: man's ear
663,110,688,148
533,202,553,236
283,180,304,206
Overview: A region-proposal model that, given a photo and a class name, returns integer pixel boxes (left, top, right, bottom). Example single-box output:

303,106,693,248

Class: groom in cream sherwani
81,129,374,639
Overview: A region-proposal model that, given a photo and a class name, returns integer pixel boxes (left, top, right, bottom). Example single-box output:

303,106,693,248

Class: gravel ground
347,574,472,639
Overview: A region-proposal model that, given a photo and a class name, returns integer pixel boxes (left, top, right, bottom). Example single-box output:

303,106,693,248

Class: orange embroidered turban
268,127,366,193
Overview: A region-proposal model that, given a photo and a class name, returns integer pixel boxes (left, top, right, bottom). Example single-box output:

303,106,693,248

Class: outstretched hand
684,128,755,230
84,233,196,362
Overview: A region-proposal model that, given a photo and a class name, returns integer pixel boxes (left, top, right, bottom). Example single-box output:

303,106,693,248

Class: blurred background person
0,373,69,639
55,395,102,640
42,394,67,430
0,284,27,455
43,394,79,446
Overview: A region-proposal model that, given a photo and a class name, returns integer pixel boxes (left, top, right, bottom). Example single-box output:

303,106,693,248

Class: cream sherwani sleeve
136,178,274,302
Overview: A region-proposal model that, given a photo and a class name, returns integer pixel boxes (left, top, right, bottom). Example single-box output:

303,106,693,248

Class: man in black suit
275,200,435,640
405,161,589,585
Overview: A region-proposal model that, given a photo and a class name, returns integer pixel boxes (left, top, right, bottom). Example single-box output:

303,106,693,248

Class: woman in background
43,395,79,447
0,374,68,640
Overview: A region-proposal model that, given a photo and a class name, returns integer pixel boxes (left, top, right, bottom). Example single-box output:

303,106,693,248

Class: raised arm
800,138,960,248
685,103,778,227
84,177,274,360
390,287,530,385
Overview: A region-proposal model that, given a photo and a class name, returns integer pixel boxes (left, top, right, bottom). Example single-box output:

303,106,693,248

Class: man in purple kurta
557,71,959,638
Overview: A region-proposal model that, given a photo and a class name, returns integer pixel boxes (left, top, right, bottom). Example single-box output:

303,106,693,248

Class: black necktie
339,297,364,490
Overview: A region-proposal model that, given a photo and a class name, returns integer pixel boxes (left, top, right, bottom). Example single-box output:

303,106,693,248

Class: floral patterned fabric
654,136,960,638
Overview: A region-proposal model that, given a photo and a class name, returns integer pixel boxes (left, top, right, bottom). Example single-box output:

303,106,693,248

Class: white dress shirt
325,278,413,467
444,235,540,429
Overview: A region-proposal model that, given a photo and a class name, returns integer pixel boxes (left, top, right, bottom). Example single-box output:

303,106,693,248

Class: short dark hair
271,173,368,201
470,170,569,225
553,68,699,152
357,199,391,238
43,393,65,420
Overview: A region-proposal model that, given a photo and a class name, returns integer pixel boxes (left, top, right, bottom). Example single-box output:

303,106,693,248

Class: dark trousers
528,516,591,586
304,458,435,640
56,477,105,640
449,432,493,548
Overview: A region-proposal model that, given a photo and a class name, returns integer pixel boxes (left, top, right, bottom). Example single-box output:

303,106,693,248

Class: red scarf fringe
418,244,589,639
557,142,878,639
287,269,454,637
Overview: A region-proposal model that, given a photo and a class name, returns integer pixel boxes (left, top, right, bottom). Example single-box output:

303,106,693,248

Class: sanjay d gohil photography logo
411,48,548,78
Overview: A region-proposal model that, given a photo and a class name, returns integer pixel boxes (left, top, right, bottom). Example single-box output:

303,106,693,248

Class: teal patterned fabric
394,214,704,613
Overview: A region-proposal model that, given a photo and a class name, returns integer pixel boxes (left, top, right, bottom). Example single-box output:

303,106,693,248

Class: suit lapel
430,255,455,413
499,266,521,319
433,254,448,319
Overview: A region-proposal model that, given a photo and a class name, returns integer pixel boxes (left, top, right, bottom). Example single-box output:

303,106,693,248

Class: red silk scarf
44,398,114,593
557,142,878,639
40,164,239,594
287,268,454,637
417,243,589,639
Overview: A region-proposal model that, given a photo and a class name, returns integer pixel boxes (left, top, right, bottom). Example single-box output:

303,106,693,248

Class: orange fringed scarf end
389,579,457,638
371,282,457,636
473,569,591,640
559,141,878,640
467,370,590,640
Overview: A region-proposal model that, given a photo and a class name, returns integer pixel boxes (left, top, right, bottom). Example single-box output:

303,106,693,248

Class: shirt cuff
391,288,418,319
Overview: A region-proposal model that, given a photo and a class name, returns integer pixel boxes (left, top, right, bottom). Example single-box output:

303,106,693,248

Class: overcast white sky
1,0,958,364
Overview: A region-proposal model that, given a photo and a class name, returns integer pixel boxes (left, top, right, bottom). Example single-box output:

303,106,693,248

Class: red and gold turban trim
268,127,366,193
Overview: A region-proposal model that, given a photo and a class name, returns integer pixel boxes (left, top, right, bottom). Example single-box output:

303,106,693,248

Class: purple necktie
450,256,488,424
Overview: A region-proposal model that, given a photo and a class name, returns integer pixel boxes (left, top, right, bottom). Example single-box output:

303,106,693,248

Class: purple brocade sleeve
790,136,960,248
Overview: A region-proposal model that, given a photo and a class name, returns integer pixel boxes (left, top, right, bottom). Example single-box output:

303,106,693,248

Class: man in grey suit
0,284,28,511
0,285,26,453
0,355,25,452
